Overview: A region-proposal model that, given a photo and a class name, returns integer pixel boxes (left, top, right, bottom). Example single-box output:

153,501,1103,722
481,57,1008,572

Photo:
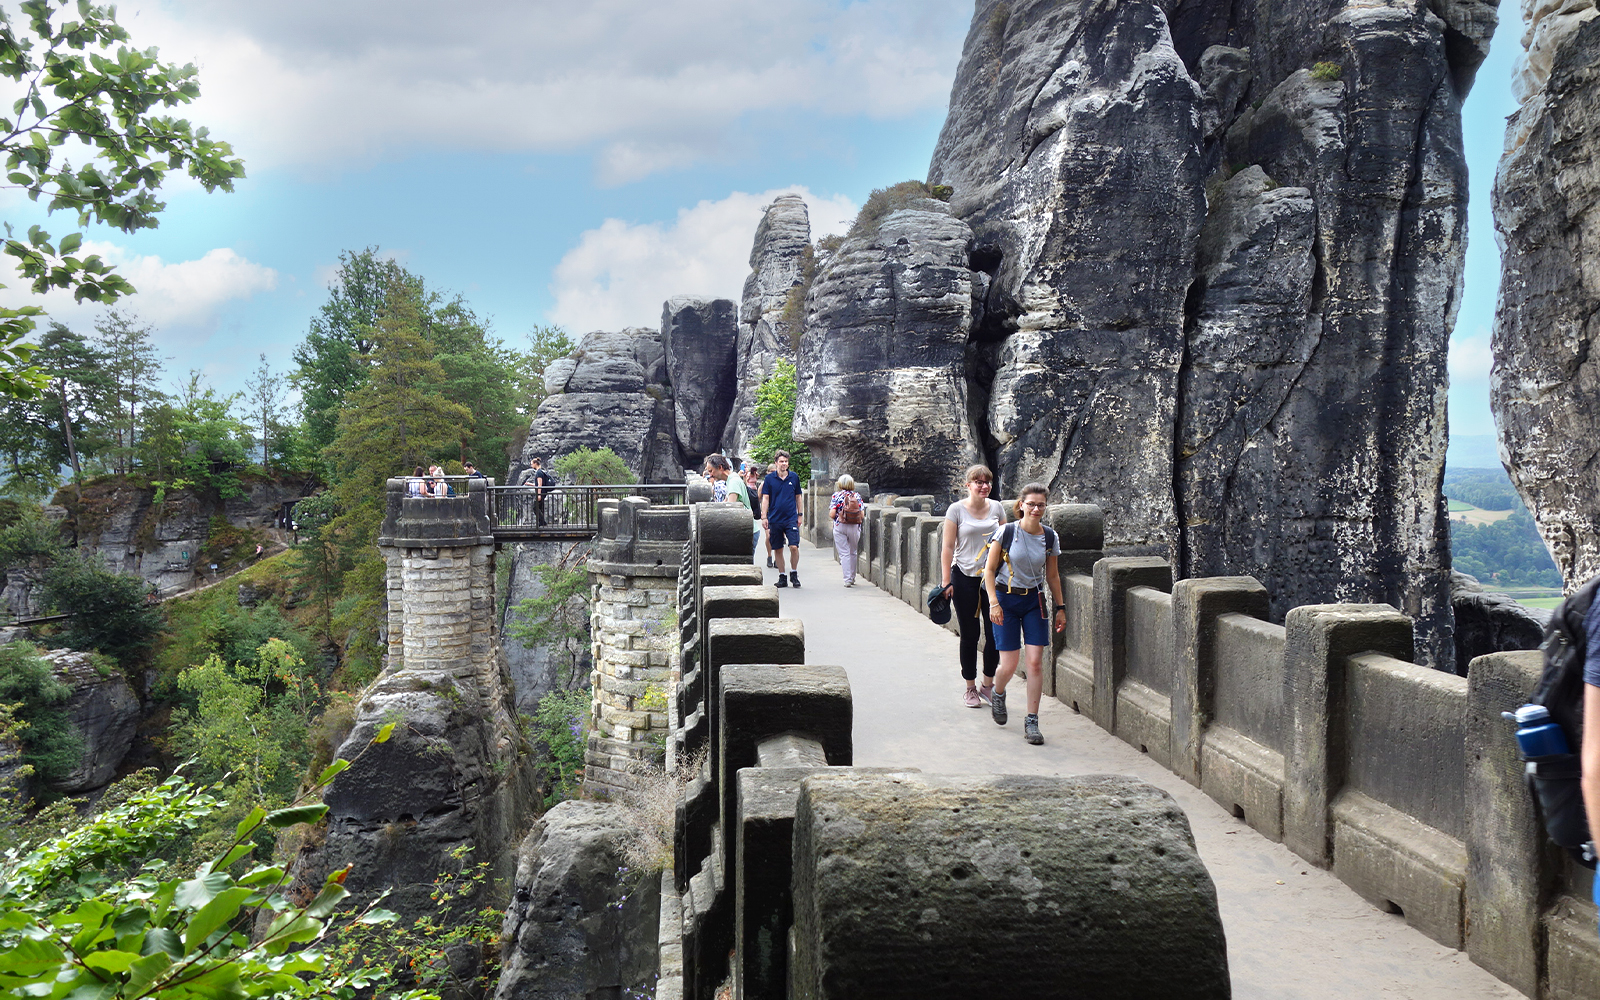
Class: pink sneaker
978,683,994,704
963,687,982,709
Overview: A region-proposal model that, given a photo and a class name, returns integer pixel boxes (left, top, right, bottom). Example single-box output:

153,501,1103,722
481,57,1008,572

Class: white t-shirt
945,499,1006,574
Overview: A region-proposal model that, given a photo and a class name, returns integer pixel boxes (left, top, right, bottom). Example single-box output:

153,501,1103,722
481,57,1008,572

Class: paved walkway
764,541,1521,1000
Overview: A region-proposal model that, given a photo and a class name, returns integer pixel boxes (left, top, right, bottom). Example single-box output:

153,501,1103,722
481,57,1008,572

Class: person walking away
983,483,1066,745
744,463,765,562
760,450,804,587
940,465,1007,708
830,474,865,587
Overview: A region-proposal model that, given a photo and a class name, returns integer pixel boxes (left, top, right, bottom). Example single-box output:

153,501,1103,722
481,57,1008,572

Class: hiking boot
775,574,788,588
978,682,994,704
790,572,801,588
1024,714,1043,745
990,688,1007,726
963,687,982,709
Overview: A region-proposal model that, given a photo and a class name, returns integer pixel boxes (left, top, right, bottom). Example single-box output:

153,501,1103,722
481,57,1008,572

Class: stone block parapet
853,491,1600,995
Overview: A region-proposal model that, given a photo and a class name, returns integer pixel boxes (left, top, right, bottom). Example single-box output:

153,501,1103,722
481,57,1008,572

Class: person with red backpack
829,474,865,587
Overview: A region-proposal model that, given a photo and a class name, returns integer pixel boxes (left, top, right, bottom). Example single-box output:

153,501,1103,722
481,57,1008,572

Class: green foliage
138,374,251,499
1310,61,1342,82
777,244,818,351
521,324,576,421
1443,467,1520,512
0,640,81,784
41,554,165,666
0,501,60,565
552,446,637,486
986,1,1011,39
526,689,588,806
748,359,810,483
507,556,591,688
848,180,935,238
169,639,320,804
0,0,243,401
324,845,501,997
1451,508,1562,588
0,730,433,1000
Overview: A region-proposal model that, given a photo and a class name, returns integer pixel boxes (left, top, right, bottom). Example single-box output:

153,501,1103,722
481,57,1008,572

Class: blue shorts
768,520,799,548
995,588,1050,650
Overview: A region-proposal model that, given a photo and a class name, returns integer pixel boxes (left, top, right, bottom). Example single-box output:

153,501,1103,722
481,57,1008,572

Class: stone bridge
353,477,1598,999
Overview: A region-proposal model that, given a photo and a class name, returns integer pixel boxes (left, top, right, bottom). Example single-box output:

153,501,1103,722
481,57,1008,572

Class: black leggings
950,567,998,681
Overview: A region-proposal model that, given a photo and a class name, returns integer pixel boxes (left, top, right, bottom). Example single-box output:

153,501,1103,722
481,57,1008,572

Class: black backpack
1526,574,1600,867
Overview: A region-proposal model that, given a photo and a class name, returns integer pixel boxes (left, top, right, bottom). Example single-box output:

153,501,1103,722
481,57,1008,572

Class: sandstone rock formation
39,648,139,794
794,201,985,495
725,195,811,459
1492,0,1600,588
500,538,592,714
495,800,660,1000
514,328,679,485
920,0,1492,666
662,296,739,467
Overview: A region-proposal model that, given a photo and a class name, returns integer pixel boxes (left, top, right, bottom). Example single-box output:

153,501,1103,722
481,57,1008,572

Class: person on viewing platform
707,454,747,512
829,474,864,588
744,462,764,560
940,464,1007,708
704,456,729,502
408,465,426,497
520,456,554,526
984,482,1066,746
761,450,803,588
463,461,486,481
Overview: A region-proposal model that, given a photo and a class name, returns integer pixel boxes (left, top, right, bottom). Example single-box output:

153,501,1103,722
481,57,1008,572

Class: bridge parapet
845,490,1600,998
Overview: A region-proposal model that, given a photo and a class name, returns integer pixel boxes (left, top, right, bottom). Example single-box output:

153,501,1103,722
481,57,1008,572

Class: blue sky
0,0,1518,443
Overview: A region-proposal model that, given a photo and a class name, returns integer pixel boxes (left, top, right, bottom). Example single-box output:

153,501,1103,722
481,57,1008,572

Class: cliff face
795,201,985,494
726,195,811,460
1491,0,1600,588
915,0,1491,665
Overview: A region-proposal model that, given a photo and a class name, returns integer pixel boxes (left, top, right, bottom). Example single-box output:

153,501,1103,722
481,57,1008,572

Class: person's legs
832,523,849,581
1023,643,1045,714
991,590,1026,726
950,571,982,685
772,529,788,572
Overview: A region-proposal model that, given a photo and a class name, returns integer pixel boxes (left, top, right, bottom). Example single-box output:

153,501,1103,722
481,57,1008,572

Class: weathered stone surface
516,328,679,484
726,195,810,460
1451,572,1549,675
662,296,738,468
38,648,139,794
789,772,1229,999
794,203,984,499
929,0,1206,552
495,800,660,1000
1492,5,1600,587
924,0,1487,667
501,539,593,714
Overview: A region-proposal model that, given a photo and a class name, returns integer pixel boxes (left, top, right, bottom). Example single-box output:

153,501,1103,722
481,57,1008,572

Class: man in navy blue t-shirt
760,450,804,588
1583,598,1600,928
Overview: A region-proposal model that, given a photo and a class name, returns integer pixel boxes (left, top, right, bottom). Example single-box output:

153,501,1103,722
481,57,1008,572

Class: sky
0,0,1521,446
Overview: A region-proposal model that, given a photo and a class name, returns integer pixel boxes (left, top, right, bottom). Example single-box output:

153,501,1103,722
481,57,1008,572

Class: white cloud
549,187,856,333
1449,326,1494,382
0,242,278,346
109,0,971,181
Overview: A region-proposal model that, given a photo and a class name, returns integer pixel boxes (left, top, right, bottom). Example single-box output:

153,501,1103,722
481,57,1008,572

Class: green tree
41,553,165,665
430,297,524,469
292,247,421,453
243,352,283,472
0,0,244,400
36,321,111,493
507,543,592,690
521,324,574,420
0,640,82,785
552,446,636,486
94,310,163,475
748,358,810,483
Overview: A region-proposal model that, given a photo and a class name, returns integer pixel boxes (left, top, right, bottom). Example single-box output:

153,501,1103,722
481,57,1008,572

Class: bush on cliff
41,554,166,667
0,641,83,785
848,179,937,238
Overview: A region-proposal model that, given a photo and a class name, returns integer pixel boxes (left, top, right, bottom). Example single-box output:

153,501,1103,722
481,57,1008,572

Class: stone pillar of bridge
586,497,692,796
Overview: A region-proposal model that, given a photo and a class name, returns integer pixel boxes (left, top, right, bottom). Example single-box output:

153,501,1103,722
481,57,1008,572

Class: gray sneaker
1024,714,1043,745
990,688,1007,726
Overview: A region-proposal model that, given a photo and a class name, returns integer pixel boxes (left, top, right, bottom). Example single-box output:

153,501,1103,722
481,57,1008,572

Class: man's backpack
973,522,1058,581
840,492,863,525
1526,574,1600,867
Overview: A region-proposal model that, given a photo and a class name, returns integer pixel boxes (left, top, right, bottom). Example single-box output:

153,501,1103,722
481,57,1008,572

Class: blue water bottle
1502,703,1571,758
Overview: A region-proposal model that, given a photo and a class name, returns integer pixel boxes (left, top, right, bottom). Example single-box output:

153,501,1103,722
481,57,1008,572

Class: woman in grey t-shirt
983,482,1066,746
940,464,1007,708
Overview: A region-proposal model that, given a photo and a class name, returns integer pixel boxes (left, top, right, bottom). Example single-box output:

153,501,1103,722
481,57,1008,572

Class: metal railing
488,483,688,538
